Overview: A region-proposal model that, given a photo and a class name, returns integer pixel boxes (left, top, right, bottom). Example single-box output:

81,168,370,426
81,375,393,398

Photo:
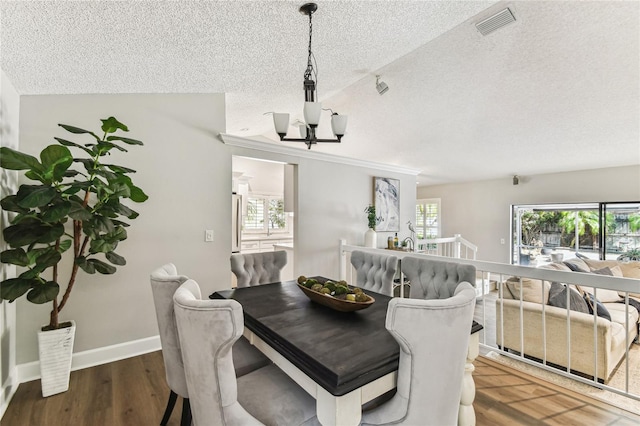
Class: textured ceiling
1,1,639,185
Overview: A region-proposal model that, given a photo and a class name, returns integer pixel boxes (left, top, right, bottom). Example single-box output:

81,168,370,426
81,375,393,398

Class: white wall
1,69,20,417
12,94,417,368
15,93,229,364
417,165,640,263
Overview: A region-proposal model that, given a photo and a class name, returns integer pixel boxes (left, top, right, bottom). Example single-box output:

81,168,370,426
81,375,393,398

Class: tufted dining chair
149,263,191,426
150,264,270,424
361,282,477,425
173,279,318,426
400,256,476,300
230,250,288,288
350,250,398,296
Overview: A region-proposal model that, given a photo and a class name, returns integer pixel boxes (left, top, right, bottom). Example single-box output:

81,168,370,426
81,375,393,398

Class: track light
376,75,389,95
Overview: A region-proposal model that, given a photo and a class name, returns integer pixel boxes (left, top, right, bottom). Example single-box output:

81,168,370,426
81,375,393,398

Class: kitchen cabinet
241,237,293,254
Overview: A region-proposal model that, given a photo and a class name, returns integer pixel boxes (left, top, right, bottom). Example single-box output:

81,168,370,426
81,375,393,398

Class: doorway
232,156,296,281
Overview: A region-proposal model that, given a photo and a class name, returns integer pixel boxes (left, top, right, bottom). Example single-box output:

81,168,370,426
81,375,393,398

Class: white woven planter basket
37,320,76,397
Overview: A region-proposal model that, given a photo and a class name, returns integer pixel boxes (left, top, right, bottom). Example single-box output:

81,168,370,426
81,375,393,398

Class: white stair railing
415,234,477,259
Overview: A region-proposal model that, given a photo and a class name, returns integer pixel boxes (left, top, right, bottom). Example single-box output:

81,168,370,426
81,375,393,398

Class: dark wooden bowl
296,283,375,312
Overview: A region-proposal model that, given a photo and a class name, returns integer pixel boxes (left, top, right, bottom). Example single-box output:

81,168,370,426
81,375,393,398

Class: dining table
211,278,482,426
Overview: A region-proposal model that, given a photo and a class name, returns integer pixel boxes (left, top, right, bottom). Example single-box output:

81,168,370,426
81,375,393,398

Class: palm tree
629,213,640,233
559,211,600,248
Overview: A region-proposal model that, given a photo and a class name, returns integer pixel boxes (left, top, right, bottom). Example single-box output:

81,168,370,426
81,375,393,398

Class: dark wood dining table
211,278,482,426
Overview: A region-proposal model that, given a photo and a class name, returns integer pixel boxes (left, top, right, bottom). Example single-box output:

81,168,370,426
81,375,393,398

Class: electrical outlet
205,230,214,242
500,238,505,245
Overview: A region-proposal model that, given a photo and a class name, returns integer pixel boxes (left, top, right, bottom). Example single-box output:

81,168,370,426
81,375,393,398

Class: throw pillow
608,265,623,277
587,267,622,302
563,259,589,273
505,277,550,304
582,292,612,322
547,282,590,314
575,252,590,260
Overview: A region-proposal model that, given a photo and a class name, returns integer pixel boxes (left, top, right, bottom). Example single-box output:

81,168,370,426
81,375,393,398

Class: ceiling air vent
476,8,516,36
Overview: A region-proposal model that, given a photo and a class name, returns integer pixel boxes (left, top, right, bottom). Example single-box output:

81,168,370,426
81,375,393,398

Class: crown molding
219,133,421,176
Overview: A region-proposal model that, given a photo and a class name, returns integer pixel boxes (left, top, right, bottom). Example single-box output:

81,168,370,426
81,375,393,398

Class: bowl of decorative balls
296,276,375,312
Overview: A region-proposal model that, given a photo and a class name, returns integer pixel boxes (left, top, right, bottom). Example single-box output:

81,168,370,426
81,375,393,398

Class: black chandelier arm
279,137,342,143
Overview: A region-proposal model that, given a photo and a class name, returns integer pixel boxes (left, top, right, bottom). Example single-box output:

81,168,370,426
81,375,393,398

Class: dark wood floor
3,351,639,425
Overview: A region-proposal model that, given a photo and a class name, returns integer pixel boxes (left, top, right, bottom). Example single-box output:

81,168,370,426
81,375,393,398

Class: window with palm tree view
512,202,640,265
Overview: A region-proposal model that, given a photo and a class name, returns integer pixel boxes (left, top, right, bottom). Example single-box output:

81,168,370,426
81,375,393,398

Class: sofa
496,257,640,383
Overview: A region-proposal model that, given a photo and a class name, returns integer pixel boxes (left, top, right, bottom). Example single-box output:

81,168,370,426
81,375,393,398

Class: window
511,202,640,264
244,195,288,233
415,199,440,239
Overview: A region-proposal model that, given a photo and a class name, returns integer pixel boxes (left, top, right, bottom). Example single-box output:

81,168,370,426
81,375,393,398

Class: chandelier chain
304,11,315,94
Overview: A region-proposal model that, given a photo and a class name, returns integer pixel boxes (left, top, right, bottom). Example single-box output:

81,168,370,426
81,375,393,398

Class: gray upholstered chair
173,279,318,426
149,263,191,426
361,283,477,425
400,256,476,300
230,250,288,287
150,264,270,424
350,250,398,296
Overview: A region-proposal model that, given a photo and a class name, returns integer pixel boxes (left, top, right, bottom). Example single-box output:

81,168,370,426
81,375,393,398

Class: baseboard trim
16,335,161,384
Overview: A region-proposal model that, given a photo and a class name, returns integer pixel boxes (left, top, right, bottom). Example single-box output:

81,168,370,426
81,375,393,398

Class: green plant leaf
128,185,148,203
35,250,61,269
27,281,60,304
23,169,48,184
97,141,127,154
105,251,126,266
100,117,128,134
58,124,100,141
0,147,43,171
0,278,38,302
54,137,94,156
41,200,71,223
40,145,73,178
88,259,117,274
68,201,92,221
63,181,90,196
16,185,58,208
94,169,118,182
105,164,136,174
117,203,138,219
3,219,64,247
107,226,127,242
58,239,72,253
106,135,143,146
0,248,30,266
89,238,117,254
76,257,95,274
18,268,40,279
0,195,29,214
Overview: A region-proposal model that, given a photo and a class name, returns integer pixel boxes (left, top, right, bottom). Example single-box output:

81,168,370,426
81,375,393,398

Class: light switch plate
205,230,214,242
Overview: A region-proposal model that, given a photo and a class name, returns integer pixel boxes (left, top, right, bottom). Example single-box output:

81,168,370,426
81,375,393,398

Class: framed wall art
374,177,400,232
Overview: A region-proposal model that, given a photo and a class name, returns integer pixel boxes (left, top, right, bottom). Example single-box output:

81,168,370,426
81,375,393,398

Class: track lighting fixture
376,75,389,95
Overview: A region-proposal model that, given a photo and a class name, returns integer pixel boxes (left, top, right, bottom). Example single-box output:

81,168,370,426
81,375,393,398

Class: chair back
363,283,476,425
231,250,287,287
401,257,475,300
149,263,189,398
350,250,398,296
173,279,259,425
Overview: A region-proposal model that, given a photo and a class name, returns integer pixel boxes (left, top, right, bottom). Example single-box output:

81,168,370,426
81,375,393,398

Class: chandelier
271,2,347,150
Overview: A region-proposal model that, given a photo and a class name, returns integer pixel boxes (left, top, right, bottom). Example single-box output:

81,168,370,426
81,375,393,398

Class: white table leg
316,387,362,426
458,332,480,426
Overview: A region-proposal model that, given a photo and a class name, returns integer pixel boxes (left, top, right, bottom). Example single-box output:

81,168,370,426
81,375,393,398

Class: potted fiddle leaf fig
0,116,148,396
